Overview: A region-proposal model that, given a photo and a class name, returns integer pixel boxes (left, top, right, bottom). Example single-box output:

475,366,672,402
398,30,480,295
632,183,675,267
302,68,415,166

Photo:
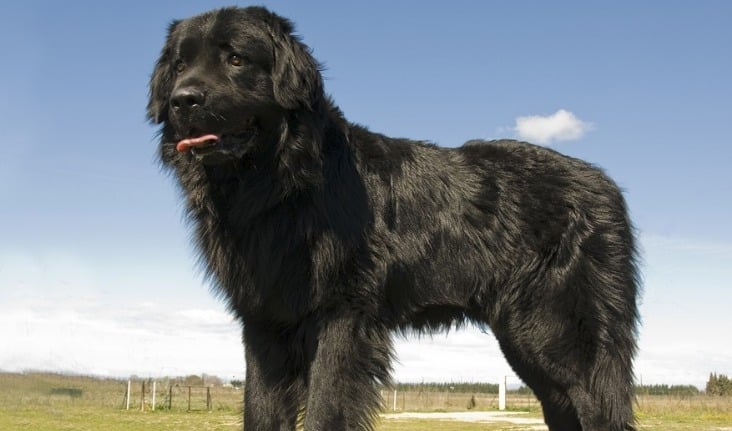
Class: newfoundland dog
148,6,639,431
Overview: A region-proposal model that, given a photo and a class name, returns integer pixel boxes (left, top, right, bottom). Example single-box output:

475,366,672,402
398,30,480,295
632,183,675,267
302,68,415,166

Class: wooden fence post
140,381,146,412
152,381,156,411
207,387,212,411
125,380,131,410
188,386,192,412
168,384,173,410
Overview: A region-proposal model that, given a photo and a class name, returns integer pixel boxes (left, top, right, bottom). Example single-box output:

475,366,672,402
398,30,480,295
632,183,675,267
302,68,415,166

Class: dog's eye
228,54,245,67
174,60,186,74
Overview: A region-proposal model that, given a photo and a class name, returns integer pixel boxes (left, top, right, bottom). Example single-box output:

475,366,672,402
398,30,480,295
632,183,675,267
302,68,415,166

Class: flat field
1,373,730,430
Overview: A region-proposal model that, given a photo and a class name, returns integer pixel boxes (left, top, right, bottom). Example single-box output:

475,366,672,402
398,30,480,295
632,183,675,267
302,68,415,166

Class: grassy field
1,372,730,430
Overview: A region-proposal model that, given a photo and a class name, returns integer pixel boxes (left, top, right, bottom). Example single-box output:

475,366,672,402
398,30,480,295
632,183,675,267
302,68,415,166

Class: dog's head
148,7,324,167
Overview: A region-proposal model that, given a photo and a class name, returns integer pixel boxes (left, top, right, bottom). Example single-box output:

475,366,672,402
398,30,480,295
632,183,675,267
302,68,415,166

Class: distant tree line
222,374,732,395
634,384,699,396
388,381,721,396
390,382,705,396
143,374,226,387
706,373,732,396
391,382,499,393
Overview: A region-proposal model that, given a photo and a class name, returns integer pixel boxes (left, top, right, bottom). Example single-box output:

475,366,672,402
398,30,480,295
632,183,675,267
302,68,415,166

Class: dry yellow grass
1,373,731,430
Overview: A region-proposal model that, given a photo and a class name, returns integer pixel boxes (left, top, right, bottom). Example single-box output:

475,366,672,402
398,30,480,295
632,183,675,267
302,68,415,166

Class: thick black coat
148,7,639,431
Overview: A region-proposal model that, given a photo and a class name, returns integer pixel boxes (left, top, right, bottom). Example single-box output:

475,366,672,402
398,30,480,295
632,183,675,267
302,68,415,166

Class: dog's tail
587,206,640,431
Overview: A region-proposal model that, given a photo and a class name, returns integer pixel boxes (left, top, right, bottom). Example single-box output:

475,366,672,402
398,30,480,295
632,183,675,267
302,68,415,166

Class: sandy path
381,411,547,428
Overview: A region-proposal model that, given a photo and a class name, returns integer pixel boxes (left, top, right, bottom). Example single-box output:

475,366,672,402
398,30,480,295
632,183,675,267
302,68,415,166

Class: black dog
148,7,639,431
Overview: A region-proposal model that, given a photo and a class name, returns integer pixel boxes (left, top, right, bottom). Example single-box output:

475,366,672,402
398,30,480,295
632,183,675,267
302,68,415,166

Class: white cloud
0,297,243,379
635,234,732,388
0,295,511,382
2,235,731,388
513,109,593,145
393,325,514,383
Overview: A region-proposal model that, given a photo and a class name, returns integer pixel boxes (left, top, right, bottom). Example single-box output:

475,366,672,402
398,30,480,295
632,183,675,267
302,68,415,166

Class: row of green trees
392,382,499,393
388,374,732,396
635,384,699,395
706,373,732,396
223,373,732,395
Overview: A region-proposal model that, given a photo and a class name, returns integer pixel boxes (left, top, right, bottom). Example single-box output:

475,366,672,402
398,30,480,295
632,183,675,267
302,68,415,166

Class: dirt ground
381,411,547,429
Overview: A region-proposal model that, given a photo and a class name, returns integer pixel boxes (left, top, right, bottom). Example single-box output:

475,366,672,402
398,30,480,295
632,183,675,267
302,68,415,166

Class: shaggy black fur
148,7,640,431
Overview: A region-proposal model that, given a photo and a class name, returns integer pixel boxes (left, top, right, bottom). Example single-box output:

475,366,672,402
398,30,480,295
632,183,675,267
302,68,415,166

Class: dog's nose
170,87,205,111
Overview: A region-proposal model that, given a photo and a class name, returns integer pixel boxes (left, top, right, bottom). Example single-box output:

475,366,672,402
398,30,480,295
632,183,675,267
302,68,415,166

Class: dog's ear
147,20,180,124
267,18,323,110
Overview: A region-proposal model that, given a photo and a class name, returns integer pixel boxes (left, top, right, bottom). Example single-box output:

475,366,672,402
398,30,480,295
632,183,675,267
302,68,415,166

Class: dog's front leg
243,323,304,431
303,315,393,430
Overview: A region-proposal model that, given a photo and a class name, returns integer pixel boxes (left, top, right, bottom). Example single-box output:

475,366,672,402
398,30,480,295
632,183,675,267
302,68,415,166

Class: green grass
0,406,237,431
635,395,732,430
380,420,535,431
1,372,731,430
0,372,241,431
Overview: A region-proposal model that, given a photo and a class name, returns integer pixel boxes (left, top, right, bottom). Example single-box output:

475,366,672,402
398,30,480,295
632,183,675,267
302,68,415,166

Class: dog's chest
201,210,320,321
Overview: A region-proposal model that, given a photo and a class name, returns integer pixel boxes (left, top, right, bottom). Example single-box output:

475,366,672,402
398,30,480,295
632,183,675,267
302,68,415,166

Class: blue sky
1,1,730,387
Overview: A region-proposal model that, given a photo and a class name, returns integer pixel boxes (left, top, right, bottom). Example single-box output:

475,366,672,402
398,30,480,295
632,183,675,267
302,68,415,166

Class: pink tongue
176,134,220,152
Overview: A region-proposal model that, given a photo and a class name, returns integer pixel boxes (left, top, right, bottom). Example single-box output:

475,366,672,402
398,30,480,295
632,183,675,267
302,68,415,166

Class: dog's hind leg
493,306,637,431
303,315,392,431
491,266,637,430
496,336,583,431
491,288,636,431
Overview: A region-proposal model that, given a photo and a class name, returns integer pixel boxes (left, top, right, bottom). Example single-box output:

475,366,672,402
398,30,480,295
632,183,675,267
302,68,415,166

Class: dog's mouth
176,134,221,153
175,126,258,163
